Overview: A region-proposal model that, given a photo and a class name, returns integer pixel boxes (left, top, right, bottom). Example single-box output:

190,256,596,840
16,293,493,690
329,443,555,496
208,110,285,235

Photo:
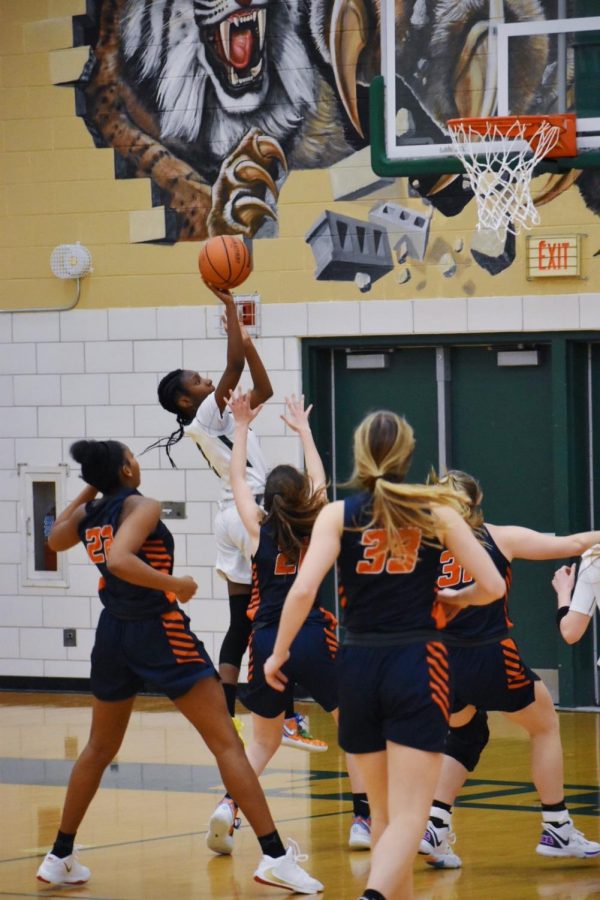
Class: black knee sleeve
219,593,252,668
445,709,490,772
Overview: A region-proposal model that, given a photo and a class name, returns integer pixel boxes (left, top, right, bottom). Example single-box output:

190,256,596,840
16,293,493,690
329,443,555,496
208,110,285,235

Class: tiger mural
75,0,585,243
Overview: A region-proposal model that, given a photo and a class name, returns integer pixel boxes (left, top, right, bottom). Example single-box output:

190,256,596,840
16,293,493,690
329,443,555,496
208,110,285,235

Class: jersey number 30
357,527,421,575
85,525,114,564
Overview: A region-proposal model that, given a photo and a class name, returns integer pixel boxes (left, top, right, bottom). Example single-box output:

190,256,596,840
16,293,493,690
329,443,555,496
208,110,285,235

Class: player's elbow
106,548,127,579
288,581,316,609
253,384,273,405
561,629,580,645
47,532,61,552
561,618,586,645
480,572,505,601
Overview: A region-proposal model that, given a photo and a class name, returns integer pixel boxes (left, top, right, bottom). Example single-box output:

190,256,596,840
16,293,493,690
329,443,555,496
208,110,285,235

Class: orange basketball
198,235,252,290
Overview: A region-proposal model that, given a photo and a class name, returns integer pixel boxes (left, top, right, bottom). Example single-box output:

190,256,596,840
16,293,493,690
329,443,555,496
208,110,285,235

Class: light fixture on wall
2,242,94,315
47,242,93,312
50,242,93,280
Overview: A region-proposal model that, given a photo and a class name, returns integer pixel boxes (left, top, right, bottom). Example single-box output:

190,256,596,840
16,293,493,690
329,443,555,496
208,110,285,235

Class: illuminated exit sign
526,235,582,278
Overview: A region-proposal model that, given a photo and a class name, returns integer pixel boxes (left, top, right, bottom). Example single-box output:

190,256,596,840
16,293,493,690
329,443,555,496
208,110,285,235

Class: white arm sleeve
570,547,600,618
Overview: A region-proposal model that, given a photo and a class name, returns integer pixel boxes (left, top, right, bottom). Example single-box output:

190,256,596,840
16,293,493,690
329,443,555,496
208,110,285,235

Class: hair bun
70,439,94,465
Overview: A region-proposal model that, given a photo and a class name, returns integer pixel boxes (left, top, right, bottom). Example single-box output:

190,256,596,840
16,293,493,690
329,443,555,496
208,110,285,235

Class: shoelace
285,838,308,864
295,714,311,737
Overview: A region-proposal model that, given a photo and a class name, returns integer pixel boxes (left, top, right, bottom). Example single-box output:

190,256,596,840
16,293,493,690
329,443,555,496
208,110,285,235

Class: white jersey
184,391,268,506
570,545,600,668
570,546,600,618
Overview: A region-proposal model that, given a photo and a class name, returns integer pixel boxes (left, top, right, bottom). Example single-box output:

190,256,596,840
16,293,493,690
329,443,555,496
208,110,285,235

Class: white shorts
214,503,253,584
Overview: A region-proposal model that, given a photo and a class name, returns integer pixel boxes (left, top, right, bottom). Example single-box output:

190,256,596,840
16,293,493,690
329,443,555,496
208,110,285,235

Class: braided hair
70,440,126,494
142,369,192,467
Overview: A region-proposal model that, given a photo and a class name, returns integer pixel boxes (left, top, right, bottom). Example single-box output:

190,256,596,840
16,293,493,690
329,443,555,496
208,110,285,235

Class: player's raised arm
208,284,246,413
281,394,326,496
48,484,98,552
241,320,273,409
227,389,264,551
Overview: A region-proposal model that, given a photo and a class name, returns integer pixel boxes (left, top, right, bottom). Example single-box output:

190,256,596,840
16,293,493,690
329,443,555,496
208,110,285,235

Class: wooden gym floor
0,692,598,899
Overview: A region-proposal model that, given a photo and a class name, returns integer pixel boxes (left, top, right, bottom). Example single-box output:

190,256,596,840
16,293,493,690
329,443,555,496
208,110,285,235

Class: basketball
198,236,253,290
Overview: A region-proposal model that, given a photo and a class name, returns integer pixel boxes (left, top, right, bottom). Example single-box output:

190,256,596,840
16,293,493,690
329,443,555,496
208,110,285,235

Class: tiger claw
234,196,277,230
254,134,288,174
233,159,280,199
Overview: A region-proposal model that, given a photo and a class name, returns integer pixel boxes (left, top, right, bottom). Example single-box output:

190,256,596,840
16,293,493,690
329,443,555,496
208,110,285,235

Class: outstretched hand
281,394,313,434
227,387,264,425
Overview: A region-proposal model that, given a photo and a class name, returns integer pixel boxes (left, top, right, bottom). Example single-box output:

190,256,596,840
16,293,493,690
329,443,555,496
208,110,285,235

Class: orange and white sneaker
282,713,328,753
207,797,241,855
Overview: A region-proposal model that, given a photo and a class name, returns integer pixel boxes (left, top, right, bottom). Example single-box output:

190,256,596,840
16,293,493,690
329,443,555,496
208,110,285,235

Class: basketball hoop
446,114,577,237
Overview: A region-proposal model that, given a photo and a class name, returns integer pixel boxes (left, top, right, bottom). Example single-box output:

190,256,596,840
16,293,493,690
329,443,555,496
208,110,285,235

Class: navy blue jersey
247,523,325,628
78,488,177,620
439,525,512,641
338,492,444,636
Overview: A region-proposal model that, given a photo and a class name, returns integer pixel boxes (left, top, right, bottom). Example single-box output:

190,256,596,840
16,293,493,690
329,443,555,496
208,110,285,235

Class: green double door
304,337,599,707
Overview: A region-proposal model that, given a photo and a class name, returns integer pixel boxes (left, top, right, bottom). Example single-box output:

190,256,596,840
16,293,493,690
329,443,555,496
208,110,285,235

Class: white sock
542,810,570,827
430,805,452,828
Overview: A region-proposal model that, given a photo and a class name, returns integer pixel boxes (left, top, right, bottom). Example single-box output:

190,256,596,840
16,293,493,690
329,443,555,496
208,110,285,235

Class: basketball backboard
371,0,600,177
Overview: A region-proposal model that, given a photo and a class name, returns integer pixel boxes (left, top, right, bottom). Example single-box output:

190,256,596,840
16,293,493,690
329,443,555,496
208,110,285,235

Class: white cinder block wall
0,293,596,683
0,302,307,683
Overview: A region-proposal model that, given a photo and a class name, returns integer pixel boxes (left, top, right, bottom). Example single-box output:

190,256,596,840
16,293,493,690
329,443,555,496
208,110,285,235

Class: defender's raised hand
281,394,313,434
227,388,264,426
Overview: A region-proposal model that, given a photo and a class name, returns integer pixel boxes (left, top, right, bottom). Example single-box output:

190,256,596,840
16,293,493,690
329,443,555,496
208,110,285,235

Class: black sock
542,800,567,813
360,890,386,900
430,799,452,829
258,830,286,859
353,792,370,819
432,799,452,814
51,830,75,859
223,683,237,717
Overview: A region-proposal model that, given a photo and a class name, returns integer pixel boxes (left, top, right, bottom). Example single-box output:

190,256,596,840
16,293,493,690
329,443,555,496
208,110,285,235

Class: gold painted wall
1,1,599,311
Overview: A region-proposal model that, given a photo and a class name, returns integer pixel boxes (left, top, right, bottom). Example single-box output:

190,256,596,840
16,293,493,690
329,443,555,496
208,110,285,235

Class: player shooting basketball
144,284,271,727
145,282,326,761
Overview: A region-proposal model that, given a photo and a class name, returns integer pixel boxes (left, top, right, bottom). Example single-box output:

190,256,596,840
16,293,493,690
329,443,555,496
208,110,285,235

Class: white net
447,118,562,236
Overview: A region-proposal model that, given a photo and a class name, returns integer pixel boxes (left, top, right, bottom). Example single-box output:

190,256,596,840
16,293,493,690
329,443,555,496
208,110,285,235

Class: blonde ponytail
346,411,468,544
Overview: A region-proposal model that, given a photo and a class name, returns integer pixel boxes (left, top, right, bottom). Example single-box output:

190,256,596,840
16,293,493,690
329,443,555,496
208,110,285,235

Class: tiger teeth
219,20,231,60
219,8,264,67
228,57,263,86
257,9,266,51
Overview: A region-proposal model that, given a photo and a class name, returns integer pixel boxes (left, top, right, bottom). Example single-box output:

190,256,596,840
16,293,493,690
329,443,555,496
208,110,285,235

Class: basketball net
447,118,562,237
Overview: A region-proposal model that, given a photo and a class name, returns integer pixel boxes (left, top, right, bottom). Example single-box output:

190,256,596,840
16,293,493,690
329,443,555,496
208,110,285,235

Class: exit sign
526,234,582,278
